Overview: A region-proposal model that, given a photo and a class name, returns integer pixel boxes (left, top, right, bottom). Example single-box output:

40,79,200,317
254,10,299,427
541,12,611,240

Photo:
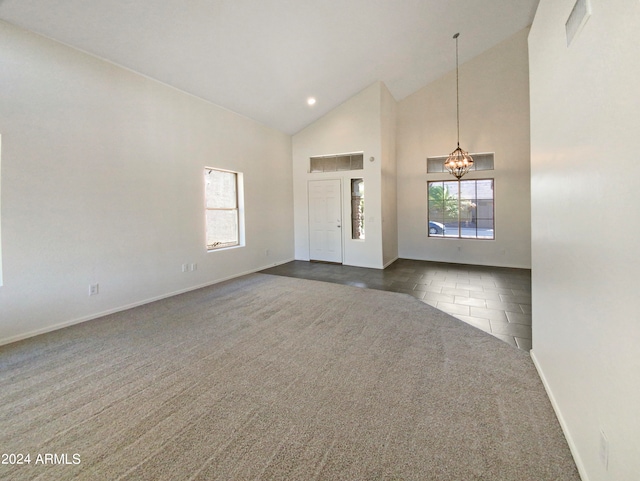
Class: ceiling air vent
565,0,591,46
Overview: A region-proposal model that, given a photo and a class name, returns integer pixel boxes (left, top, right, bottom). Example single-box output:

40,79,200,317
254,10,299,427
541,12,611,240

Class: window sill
207,244,243,253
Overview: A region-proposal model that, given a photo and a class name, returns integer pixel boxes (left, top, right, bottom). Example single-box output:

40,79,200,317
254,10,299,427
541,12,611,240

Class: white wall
292,82,388,269
529,1,640,480
381,84,398,267
0,21,294,345
396,29,532,269
0,133,3,286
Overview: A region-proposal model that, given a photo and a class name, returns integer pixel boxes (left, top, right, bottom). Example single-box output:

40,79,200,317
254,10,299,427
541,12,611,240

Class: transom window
427,152,494,173
310,153,364,173
205,168,242,250
428,179,494,239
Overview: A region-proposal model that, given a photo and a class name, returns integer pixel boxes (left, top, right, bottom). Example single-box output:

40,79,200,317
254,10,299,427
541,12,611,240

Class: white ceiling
0,0,539,134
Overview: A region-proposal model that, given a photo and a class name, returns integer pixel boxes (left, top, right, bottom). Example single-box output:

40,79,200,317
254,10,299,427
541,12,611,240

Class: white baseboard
383,256,399,268
0,258,295,347
530,350,589,481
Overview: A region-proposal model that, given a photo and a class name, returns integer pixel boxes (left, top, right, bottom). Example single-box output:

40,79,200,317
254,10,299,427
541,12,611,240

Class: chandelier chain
456,33,460,146
444,32,473,180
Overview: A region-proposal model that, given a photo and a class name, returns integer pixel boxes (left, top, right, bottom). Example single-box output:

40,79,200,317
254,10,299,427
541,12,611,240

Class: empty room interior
0,1,638,480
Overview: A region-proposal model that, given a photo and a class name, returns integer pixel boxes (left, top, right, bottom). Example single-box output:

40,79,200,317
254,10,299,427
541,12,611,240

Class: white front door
308,179,342,263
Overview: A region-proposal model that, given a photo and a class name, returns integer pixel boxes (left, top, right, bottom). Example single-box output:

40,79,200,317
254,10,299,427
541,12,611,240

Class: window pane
459,181,476,201
205,169,236,209
444,225,460,237
428,179,494,239
428,181,443,197
427,153,494,173
476,199,494,239
473,153,495,171
309,153,364,172
428,205,444,222
426,157,445,173
477,199,494,218
351,179,364,239
322,156,337,172
443,181,459,199
336,155,351,171
428,181,458,237
350,154,364,170
476,179,494,199
310,157,323,173
206,210,238,249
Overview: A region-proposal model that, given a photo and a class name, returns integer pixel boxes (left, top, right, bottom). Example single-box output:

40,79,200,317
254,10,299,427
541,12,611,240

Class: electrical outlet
89,284,99,296
190,263,197,271
599,430,609,470
265,249,270,257
182,264,188,273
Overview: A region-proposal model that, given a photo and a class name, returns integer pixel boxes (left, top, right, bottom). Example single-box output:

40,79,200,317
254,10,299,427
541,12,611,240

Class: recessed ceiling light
307,97,316,106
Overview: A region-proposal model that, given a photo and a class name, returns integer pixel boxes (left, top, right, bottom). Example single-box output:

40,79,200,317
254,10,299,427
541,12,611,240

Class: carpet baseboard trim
0,258,295,347
531,350,589,481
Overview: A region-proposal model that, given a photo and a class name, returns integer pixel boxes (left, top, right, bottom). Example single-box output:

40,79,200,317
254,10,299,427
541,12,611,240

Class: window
205,168,242,250
310,153,364,173
428,179,494,239
351,179,365,239
427,152,494,173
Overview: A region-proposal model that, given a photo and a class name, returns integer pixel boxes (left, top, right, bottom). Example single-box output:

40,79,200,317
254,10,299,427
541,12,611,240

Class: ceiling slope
0,0,539,134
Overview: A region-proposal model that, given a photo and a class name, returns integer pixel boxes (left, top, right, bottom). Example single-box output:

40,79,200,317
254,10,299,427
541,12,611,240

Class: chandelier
444,33,473,179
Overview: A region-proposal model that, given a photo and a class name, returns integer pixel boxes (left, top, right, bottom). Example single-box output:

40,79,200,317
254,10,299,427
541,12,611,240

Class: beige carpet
0,273,579,480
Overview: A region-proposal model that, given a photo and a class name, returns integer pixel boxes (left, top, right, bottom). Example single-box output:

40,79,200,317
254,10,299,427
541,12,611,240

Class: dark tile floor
261,258,532,351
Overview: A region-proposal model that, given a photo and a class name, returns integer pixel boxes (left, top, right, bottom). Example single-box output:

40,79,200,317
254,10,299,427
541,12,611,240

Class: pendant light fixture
444,33,473,179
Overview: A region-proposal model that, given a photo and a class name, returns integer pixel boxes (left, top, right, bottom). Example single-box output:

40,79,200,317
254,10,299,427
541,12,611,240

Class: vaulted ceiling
0,0,539,134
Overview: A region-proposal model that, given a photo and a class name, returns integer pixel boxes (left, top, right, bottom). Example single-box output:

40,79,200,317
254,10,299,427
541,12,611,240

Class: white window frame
427,178,495,240
204,167,244,251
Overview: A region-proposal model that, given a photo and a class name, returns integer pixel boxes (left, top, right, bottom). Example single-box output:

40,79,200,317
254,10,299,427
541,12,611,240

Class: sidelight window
351,179,365,240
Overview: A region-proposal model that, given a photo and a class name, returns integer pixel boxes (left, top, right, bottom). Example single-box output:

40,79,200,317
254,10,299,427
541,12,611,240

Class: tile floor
261,258,532,351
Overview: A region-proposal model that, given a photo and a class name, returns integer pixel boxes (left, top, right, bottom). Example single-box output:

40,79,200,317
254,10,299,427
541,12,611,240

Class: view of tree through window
205,168,240,250
428,179,494,239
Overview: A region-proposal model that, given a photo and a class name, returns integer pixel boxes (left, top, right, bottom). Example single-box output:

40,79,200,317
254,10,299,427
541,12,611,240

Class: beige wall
292,82,395,269
381,84,399,267
0,134,3,285
529,1,640,480
0,21,294,345
396,28,532,269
